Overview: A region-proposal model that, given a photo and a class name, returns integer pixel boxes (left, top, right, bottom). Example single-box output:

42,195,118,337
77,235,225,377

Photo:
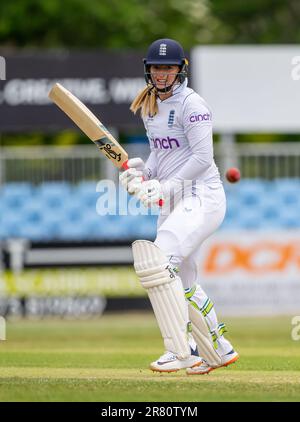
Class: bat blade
48,83,128,169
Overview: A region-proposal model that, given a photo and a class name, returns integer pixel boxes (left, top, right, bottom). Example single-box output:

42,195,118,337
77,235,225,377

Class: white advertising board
191,46,300,133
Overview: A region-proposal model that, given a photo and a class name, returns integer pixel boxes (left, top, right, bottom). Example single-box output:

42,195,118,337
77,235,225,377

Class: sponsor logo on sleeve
189,112,211,123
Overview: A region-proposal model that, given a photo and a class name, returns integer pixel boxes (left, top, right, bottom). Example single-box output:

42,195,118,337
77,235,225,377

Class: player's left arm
172,99,213,181
157,98,214,199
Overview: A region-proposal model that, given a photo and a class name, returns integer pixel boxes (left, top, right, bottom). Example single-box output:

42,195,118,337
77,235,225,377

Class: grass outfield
0,313,299,402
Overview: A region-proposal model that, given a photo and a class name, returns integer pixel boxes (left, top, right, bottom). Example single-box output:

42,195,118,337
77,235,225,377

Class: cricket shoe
186,350,239,375
150,348,202,373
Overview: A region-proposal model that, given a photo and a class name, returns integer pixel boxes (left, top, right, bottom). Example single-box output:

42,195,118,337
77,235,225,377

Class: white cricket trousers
154,183,226,289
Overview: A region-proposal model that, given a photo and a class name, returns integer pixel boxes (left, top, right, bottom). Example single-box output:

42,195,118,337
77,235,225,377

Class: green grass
0,314,299,402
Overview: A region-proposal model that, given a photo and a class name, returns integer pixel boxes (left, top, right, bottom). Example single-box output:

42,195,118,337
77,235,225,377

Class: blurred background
0,0,300,319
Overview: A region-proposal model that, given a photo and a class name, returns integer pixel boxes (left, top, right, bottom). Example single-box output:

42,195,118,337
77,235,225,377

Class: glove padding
119,157,145,195
126,157,145,172
136,180,164,208
119,168,143,194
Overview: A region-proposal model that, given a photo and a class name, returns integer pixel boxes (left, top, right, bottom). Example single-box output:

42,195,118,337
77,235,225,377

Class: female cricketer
120,38,238,375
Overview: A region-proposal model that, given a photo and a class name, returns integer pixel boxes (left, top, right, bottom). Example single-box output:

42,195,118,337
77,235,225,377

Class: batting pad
132,240,190,359
188,303,222,367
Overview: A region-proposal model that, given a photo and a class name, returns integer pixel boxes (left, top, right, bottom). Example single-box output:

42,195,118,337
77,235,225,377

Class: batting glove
119,158,145,195
136,180,164,208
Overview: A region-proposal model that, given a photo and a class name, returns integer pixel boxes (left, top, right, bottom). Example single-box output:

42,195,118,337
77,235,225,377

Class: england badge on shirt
168,110,175,127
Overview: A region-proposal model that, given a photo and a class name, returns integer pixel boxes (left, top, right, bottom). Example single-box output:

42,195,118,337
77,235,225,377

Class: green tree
210,0,300,43
0,0,214,49
1,0,299,49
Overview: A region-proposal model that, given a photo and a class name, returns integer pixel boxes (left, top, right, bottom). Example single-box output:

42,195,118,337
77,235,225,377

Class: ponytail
130,85,158,118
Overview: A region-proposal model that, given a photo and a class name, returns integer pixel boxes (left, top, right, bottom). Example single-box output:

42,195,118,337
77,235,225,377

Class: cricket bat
48,83,163,206
48,83,129,170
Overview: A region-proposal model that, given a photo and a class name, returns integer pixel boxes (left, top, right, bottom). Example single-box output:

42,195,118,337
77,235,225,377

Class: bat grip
121,160,164,207
122,160,129,170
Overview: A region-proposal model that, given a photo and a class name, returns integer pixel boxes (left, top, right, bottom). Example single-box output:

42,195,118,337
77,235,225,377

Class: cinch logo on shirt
190,113,211,123
151,137,180,149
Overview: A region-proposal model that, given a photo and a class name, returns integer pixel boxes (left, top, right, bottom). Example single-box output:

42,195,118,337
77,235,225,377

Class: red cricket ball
226,167,241,183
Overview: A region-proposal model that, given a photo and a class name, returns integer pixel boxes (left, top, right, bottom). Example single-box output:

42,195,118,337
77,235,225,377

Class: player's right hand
119,167,143,194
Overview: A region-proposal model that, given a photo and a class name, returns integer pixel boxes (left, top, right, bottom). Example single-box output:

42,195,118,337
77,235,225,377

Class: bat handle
121,160,164,207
